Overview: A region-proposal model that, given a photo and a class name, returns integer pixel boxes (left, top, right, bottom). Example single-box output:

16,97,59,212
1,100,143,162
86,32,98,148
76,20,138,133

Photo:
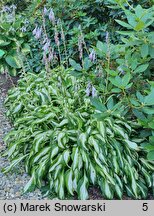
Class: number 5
142,203,148,211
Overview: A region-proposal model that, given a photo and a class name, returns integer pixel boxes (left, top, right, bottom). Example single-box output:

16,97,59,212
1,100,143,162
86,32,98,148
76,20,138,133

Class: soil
0,74,19,94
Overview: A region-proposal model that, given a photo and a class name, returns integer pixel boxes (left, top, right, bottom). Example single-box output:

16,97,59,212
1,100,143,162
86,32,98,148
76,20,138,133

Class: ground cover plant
3,68,154,199
0,0,154,199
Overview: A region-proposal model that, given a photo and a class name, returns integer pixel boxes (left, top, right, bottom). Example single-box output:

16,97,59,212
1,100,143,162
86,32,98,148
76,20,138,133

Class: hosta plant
0,5,30,75
3,67,154,199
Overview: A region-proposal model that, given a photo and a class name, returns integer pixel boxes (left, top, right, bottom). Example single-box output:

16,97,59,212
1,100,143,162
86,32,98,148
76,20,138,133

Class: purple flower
33,26,42,39
78,35,83,60
48,52,53,62
89,49,96,62
43,7,48,16
2,6,11,13
54,29,60,46
43,39,50,52
32,26,37,35
105,31,109,44
42,52,47,64
49,9,55,25
85,83,91,96
92,86,97,98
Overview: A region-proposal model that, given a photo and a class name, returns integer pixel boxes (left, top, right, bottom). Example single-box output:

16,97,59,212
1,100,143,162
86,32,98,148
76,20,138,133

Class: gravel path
0,76,43,200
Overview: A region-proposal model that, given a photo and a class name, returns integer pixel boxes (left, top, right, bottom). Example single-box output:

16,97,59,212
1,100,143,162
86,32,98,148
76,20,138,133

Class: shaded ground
0,73,153,200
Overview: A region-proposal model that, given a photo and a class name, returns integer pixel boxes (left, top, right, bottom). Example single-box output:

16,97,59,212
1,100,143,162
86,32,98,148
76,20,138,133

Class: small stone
15,192,21,197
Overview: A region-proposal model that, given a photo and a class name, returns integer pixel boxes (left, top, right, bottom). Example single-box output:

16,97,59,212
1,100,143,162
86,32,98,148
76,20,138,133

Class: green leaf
115,19,133,29
109,76,122,88
5,55,22,69
149,122,154,129
72,147,79,170
89,163,96,184
57,132,65,149
78,173,89,200
97,121,106,138
9,68,17,76
33,147,51,163
65,169,74,195
51,146,59,159
122,72,131,87
125,140,139,151
96,41,107,54
0,40,10,47
107,97,114,110
100,178,113,199
90,97,107,112
3,154,28,173
36,113,56,124
134,21,145,31
111,88,122,93
134,64,149,73
0,49,5,58
69,58,82,71
141,44,149,58
132,109,146,120
135,5,144,18
105,69,118,76
12,103,22,114
143,107,154,115
136,91,144,103
79,133,88,150
115,184,122,199
149,47,154,58
58,171,65,199
145,89,154,105
23,171,36,193
49,155,63,172
63,149,70,166
83,57,92,70
143,144,154,151
147,151,154,161
89,136,100,154
81,151,89,169
22,43,31,53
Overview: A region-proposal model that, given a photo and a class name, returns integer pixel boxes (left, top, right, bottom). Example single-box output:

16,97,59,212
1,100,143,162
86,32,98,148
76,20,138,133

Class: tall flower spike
54,28,60,46
105,31,109,44
32,25,37,35
85,83,91,96
35,27,42,39
43,7,48,16
78,35,83,60
89,49,96,62
49,9,55,25
92,86,97,98
43,39,51,52
48,49,54,62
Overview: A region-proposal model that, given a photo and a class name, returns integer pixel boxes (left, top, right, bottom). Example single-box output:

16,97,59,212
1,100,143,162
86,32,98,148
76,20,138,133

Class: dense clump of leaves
3,68,154,199
0,5,30,75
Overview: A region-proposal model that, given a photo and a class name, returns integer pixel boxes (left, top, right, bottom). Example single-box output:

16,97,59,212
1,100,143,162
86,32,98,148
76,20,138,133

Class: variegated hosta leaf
3,68,154,200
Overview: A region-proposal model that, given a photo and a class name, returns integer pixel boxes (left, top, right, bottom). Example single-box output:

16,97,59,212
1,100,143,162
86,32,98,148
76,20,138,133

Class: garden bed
0,74,153,200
